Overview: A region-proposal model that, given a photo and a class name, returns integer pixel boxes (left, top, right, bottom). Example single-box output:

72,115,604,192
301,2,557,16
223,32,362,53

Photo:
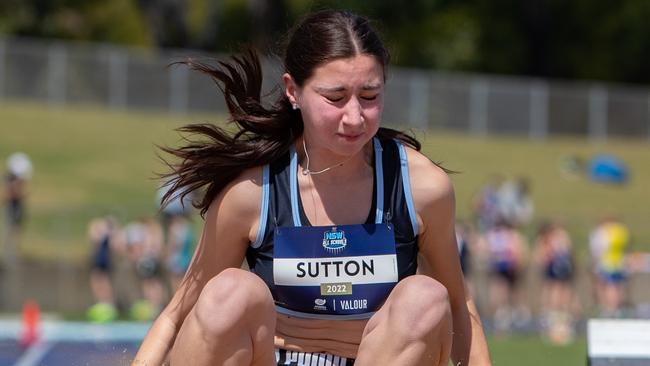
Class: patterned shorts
275,349,355,366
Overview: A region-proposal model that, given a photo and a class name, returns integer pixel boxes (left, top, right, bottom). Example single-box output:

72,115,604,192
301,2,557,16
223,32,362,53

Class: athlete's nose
342,97,364,127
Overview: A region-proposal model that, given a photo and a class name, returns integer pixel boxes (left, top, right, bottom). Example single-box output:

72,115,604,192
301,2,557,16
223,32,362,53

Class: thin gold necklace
301,139,354,176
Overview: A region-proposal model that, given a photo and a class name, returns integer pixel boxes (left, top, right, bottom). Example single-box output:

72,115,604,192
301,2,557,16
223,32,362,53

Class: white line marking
13,341,54,366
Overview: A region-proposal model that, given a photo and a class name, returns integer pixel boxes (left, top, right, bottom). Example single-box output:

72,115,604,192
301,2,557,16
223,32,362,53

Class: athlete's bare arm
406,147,492,366
132,166,263,365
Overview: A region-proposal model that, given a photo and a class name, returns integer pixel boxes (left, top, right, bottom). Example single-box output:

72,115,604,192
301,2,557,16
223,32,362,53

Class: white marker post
588,319,650,365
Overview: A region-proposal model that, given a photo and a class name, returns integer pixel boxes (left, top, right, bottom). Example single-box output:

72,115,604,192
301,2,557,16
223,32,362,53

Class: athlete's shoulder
400,144,454,206
207,165,264,221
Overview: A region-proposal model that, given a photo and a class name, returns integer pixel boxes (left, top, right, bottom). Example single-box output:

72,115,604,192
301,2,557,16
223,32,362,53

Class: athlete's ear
283,73,300,109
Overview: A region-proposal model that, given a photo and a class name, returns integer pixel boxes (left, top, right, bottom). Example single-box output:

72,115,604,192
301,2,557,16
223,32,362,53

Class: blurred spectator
497,176,534,229
165,213,195,291
156,182,194,235
589,217,630,318
534,220,577,344
456,219,477,303
456,220,476,278
86,216,121,323
477,219,529,334
124,217,166,321
456,219,473,276
3,152,33,264
471,174,504,232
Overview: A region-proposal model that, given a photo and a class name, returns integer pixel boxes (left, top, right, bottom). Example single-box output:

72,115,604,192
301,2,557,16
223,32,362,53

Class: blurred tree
472,0,650,83
248,0,289,52
546,0,650,83
474,1,521,74
137,0,188,48
2,0,650,83
83,0,153,45
192,0,288,53
283,0,480,70
211,0,254,51
0,0,34,35
361,0,480,69
0,0,152,46
186,0,220,49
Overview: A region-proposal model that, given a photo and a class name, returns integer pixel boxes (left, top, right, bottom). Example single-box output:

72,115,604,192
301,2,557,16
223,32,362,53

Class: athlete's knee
193,268,274,336
388,275,451,339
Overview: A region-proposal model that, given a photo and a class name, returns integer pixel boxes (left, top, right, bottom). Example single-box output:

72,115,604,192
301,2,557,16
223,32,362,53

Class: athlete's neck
297,137,373,182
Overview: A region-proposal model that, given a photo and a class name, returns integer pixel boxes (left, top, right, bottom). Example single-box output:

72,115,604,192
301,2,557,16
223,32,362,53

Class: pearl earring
292,103,299,110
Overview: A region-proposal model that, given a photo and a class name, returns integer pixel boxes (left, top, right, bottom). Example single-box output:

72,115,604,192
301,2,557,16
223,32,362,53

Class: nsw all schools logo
322,227,347,254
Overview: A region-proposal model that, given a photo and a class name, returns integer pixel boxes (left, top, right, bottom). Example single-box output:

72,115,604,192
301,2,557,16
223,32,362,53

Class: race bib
273,224,398,316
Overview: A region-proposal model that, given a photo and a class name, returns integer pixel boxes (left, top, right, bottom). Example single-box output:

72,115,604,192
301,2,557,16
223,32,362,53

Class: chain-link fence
2,36,650,141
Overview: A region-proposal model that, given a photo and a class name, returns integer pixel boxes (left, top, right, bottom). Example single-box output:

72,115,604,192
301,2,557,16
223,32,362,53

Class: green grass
487,335,587,366
1,99,648,263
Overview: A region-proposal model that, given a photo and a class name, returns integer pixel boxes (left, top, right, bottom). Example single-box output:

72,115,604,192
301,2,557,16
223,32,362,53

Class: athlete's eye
325,95,344,102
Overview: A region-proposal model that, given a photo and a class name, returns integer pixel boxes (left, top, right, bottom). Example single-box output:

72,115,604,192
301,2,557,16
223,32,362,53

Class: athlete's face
284,54,384,157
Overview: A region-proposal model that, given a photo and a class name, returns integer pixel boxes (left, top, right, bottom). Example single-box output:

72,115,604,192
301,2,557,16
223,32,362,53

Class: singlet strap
395,139,419,236
373,137,385,224
289,144,302,226
251,164,270,248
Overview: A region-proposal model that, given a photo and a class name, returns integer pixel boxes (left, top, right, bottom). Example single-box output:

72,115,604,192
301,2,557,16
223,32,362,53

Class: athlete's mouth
337,133,363,141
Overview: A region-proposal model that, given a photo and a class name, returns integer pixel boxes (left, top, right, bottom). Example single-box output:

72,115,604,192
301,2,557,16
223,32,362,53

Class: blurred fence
2,36,650,140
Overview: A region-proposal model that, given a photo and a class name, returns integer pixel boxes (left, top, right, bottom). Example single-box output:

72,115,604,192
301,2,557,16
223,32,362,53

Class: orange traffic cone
19,300,40,347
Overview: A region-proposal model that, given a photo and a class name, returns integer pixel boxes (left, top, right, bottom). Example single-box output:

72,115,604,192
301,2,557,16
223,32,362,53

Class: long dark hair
160,10,421,216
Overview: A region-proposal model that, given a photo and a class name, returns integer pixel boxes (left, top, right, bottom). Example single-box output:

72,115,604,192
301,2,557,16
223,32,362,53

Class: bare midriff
274,313,368,359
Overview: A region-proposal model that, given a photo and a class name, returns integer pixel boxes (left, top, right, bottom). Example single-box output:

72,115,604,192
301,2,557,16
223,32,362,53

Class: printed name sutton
296,259,375,278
